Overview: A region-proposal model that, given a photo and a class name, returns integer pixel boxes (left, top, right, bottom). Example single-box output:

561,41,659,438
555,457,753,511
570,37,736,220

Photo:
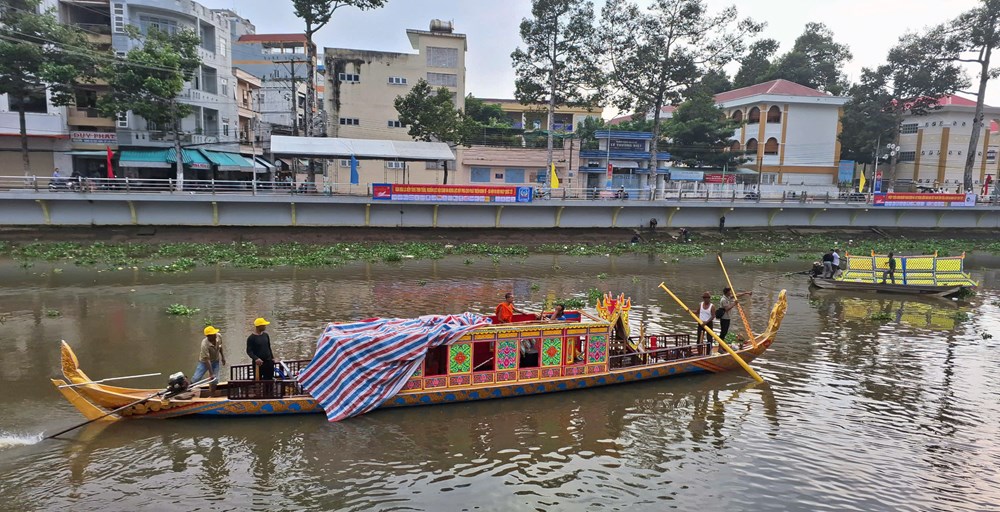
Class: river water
0,253,998,511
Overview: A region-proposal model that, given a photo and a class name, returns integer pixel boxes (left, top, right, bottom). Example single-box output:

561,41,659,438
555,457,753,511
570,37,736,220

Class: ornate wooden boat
812,251,977,297
52,291,787,421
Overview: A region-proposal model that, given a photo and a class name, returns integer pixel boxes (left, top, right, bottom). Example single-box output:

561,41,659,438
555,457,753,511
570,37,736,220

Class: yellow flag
550,163,560,189
858,170,866,193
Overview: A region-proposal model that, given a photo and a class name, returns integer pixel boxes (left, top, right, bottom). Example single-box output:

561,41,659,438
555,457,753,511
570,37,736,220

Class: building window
731,110,743,122
729,141,741,152
138,15,178,35
471,167,491,183
427,72,458,87
223,122,229,137
338,73,360,83
900,123,918,134
747,107,761,124
425,161,442,170
9,88,48,114
504,168,525,184
745,138,758,153
116,112,128,128
385,161,405,169
388,76,407,85
766,106,781,123
339,159,356,167
898,151,916,162
112,3,126,33
427,47,458,68
387,120,403,128
339,118,359,126
220,78,228,97
987,149,997,163
764,137,779,155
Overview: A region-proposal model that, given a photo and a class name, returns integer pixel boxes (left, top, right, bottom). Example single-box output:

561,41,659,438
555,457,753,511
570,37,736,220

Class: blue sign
516,187,533,203
838,160,855,184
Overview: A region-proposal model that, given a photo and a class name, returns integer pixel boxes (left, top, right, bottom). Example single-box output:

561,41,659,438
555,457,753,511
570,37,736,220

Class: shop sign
70,131,118,145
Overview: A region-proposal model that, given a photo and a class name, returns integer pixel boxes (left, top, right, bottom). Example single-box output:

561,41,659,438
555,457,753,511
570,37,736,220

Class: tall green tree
938,0,1000,191
869,33,967,186
97,27,201,189
769,23,852,95
733,38,779,88
597,0,762,175
0,0,100,176
838,72,895,167
394,79,472,184
464,95,510,127
292,0,388,185
694,68,733,95
663,91,743,169
511,0,601,185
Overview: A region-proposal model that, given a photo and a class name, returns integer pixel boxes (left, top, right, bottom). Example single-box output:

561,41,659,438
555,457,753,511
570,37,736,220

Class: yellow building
322,20,467,187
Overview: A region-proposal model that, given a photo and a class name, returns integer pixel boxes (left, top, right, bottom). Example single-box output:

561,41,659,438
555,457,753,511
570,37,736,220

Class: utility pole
274,58,302,136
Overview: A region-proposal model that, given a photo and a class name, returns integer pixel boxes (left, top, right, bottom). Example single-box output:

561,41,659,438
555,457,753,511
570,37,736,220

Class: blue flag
350,155,359,185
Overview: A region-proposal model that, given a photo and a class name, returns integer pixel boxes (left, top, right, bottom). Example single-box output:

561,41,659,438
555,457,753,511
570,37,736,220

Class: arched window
747,107,761,124
766,106,781,123
764,137,779,155
731,110,744,122
745,138,758,153
730,141,741,152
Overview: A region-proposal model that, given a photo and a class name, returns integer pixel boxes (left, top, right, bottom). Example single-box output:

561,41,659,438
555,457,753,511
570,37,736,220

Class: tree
866,33,967,186
838,72,895,167
938,0,1000,191
576,115,605,149
663,91,743,169
0,0,100,176
98,27,201,189
464,95,509,127
394,79,472,184
597,0,762,176
512,0,601,186
733,38,779,88
292,0,388,185
694,68,733,95
769,23,851,95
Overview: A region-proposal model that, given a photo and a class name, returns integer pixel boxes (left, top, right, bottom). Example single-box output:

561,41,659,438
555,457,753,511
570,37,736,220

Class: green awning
177,149,211,169
118,149,172,168
68,150,108,157
200,150,253,171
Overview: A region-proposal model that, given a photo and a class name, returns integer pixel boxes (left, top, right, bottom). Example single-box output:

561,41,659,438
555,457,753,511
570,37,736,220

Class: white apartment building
323,20,467,186
717,79,849,186
895,95,1000,189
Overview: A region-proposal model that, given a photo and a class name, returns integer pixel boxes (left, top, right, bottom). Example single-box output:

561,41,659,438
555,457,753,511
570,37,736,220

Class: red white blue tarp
299,313,491,422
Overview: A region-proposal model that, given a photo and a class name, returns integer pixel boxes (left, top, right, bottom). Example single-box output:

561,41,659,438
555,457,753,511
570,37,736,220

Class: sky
204,0,998,115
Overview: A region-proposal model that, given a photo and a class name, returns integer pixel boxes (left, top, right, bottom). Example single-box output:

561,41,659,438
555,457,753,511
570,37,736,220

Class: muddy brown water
0,254,999,511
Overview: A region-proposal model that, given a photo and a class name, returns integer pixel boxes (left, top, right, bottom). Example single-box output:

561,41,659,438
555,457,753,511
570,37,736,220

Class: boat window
519,338,540,368
472,341,494,372
424,345,449,376
565,336,586,365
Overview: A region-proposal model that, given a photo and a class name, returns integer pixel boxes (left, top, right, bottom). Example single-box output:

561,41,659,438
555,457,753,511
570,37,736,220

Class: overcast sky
204,0,999,114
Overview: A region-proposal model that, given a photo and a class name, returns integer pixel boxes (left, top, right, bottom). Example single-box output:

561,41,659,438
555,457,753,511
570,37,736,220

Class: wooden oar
658,282,764,383
717,254,758,348
57,372,162,388
46,377,213,440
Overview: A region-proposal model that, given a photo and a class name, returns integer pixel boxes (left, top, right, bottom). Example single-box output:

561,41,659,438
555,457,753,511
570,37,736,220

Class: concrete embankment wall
1,192,998,229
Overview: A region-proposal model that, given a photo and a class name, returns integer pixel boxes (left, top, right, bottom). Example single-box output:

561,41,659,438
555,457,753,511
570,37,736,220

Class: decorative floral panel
424,377,447,389
496,370,517,382
403,378,422,391
449,343,472,374
449,375,471,387
586,364,607,374
518,369,539,380
473,373,494,384
541,338,562,367
496,340,518,370
563,366,586,376
587,335,608,363
541,367,560,378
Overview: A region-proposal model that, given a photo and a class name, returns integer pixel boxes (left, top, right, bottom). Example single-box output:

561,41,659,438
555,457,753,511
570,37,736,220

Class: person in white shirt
831,249,841,278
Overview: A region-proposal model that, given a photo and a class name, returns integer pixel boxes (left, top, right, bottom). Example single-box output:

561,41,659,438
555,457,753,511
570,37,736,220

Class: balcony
67,107,114,128
79,24,112,45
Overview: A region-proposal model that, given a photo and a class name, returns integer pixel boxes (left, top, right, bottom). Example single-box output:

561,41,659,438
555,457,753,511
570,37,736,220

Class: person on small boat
821,250,834,278
831,249,841,278
192,325,226,395
718,288,752,340
495,293,538,323
696,292,716,354
882,252,897,284
543,304,566,322
247,317,278,380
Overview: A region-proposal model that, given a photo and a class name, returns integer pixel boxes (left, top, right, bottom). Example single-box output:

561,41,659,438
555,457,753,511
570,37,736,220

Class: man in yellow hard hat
246,317,277,380
192,325,226,395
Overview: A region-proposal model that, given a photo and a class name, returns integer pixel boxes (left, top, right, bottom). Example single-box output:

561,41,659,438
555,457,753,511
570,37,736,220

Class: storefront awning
118,149,172,168
200,150,254,171
253,156,275,172
165,149,212,170
68,150,108,158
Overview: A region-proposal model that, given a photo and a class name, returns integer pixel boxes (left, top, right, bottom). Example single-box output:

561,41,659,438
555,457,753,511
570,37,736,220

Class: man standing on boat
697,292,716,355
882,252,897,284
495,293,538,323
192,325,226,395
831,249,841,278
247,317,277,380
821,250,835,278
718,288,752,341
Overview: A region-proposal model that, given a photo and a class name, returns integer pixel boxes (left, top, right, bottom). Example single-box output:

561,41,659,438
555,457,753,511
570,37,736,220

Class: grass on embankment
0,233,997,272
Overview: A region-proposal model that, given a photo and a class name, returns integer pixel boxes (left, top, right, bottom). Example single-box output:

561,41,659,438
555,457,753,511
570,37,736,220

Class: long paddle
658,282,764,383
57,372,162,388
717,253,758,348
46,377,213,440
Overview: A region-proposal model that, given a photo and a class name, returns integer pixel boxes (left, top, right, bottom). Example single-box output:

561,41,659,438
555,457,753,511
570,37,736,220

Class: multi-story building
894,95,1000,190
479,98,594,133
718,79,849,186
234,68,262,158
323,20,467,186
232,33,314,139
